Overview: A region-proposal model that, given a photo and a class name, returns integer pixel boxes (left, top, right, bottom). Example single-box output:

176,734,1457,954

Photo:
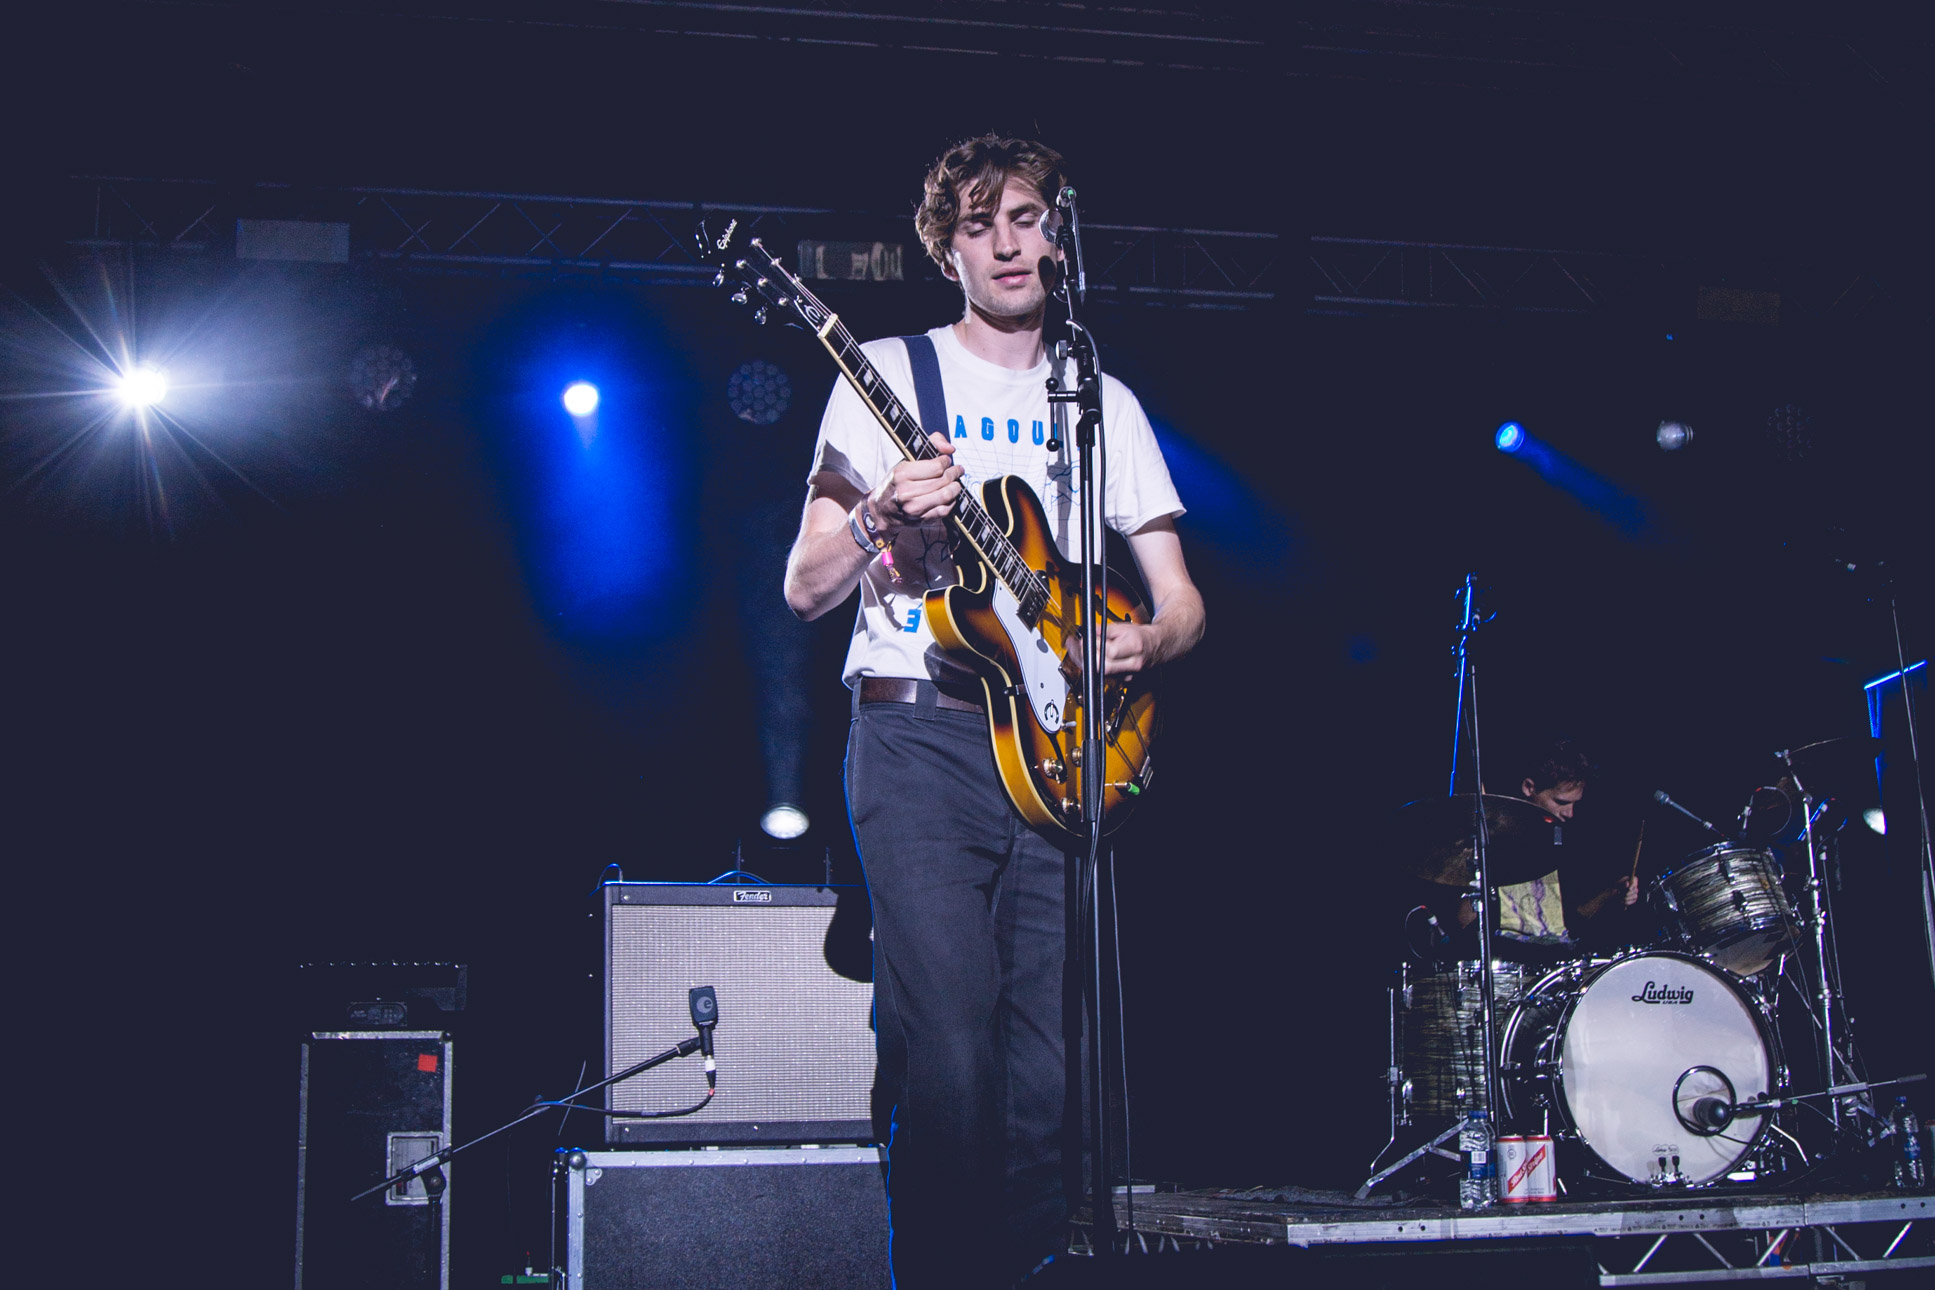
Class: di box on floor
296,1031,453,1290
600,881,875,1146
557,1147,889,1289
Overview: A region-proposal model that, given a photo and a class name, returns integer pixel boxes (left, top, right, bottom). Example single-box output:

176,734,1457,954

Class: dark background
4,3,1931,1282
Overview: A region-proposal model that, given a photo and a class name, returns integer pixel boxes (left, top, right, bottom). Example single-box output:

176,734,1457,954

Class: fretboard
816,314,1051,624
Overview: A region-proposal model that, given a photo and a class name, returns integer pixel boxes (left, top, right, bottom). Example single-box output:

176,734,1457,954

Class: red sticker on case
418,1053,439,1073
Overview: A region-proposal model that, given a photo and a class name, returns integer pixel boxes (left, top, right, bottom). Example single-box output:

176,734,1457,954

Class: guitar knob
1039,758,1065,784
1067,747,1082,768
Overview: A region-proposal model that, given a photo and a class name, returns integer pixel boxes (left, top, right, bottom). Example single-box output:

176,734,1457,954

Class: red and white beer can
1498,1134,1557,1203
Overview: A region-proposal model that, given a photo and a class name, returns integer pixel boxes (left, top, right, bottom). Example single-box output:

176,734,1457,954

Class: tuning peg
775,295,792,310
750,237,765,250
711,270,725,288
730,289,750,305
734,259,749,272
753,308,770,326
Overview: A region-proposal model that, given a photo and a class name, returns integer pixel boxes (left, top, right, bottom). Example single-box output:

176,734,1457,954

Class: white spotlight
1657,420,1694,451
562,382,600,417
118,366,169,409
1863,808,1886,836
760,803,810,841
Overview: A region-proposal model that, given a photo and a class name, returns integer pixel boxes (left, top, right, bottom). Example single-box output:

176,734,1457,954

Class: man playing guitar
783,134,1205,1286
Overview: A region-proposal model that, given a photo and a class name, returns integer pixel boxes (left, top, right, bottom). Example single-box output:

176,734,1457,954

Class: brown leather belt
857,677,984,713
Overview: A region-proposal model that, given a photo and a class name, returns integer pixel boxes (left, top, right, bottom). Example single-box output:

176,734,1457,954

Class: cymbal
1780,736,1884,798
1395,793,1569,889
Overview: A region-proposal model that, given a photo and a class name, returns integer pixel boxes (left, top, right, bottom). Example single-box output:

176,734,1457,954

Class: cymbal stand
1359,574,1499,1200
1783,755,1866,1139
1449,574,1504,1134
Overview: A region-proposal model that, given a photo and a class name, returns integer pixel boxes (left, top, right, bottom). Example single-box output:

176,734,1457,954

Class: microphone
1653,789,1727,840
688,986,718,1088
1689,1096,1734,1134
1040,187,1085,303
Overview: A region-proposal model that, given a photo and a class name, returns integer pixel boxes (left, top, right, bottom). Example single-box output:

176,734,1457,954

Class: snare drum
1397,960,1531,1123
1652,843,1799,975
1501,950,1776,1186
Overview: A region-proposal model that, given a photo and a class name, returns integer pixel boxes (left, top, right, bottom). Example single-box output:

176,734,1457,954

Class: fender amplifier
600,882,875,1146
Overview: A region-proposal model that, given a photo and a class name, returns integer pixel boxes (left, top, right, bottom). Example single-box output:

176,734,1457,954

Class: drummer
1419,739,1640,962
1492,740,1639,953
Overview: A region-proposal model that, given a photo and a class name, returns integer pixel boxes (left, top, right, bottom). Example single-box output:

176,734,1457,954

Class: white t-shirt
807,324,1184,686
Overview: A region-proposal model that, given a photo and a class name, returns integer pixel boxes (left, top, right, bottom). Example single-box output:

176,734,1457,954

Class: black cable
1108,833,1134,1240
556,1059,587,1138
1403,905,1445,962
530,1091,715,1120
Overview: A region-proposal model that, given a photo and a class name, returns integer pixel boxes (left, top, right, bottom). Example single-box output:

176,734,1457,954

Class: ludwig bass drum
1501,951,1779,1186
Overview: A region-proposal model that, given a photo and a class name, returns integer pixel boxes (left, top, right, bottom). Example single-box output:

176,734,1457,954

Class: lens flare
118,366,169,409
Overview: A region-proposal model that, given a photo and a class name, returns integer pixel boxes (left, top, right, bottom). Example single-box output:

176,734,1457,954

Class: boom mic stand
1044,187,1121,1255
350,991,719,1205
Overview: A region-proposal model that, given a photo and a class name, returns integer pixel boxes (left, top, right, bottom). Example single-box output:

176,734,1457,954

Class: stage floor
1078,1186,1933,1284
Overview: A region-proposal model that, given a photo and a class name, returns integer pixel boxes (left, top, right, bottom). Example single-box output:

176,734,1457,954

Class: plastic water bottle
1894,1097,1926,1190
1459,1108,1496,1209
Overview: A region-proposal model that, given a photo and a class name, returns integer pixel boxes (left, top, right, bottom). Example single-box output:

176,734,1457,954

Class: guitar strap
900,334,949,445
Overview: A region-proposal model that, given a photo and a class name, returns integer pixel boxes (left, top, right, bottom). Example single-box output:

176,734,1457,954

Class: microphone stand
349,1033,708,1204
1045,186,1119,1256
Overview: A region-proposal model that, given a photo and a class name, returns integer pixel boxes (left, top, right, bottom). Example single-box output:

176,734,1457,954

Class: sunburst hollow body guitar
708,224,1158,841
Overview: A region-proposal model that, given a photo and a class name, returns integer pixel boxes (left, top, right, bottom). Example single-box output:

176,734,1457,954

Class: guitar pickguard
991,581,1069,736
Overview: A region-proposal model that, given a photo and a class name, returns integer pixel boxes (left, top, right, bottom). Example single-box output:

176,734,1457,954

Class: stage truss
1075,1189,1933,1284
53,175,1924,325
59,176,1279,309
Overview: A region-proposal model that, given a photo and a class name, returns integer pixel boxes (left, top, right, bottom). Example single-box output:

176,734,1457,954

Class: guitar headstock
696,216,831,333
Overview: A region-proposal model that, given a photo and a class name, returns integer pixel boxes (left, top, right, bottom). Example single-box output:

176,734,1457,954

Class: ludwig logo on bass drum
1631,980,1694,1004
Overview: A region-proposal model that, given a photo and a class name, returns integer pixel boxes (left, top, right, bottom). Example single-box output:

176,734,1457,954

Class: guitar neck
814,315,1048,621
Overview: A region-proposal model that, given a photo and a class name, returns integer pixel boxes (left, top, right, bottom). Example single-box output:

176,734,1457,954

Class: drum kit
1359,579,1924,1201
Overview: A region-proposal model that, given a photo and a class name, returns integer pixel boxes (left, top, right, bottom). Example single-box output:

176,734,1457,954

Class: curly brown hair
914,134,1068,273
1524,738,1594,792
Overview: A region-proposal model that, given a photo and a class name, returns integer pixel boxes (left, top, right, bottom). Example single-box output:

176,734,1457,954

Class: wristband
850,503,891,553
847,511,877,556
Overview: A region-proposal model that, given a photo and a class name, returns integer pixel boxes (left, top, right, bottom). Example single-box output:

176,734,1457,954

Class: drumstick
1628,821,1645,881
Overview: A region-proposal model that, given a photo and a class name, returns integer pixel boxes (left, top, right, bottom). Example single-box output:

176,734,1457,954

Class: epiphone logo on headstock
714,218,739,252
1631,980,1695,1004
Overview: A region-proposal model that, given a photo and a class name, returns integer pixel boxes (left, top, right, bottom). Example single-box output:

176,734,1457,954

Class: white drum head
1559,953,1771,1184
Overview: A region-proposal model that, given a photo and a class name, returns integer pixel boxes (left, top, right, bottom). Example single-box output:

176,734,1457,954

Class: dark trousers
846,689,1077,1288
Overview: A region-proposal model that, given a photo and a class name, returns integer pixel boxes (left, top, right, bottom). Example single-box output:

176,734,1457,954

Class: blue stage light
562,381,600,417
1495,421,1525,453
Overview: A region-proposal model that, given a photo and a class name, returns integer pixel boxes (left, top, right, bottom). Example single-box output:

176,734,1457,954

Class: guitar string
825,315,1053,620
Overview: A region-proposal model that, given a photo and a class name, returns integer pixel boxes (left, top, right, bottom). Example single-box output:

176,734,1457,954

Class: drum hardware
1781,745,1864,1136
1362,576,1516,1202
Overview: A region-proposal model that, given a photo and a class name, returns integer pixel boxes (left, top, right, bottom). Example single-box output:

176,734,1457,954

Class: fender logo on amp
732,889,773,903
